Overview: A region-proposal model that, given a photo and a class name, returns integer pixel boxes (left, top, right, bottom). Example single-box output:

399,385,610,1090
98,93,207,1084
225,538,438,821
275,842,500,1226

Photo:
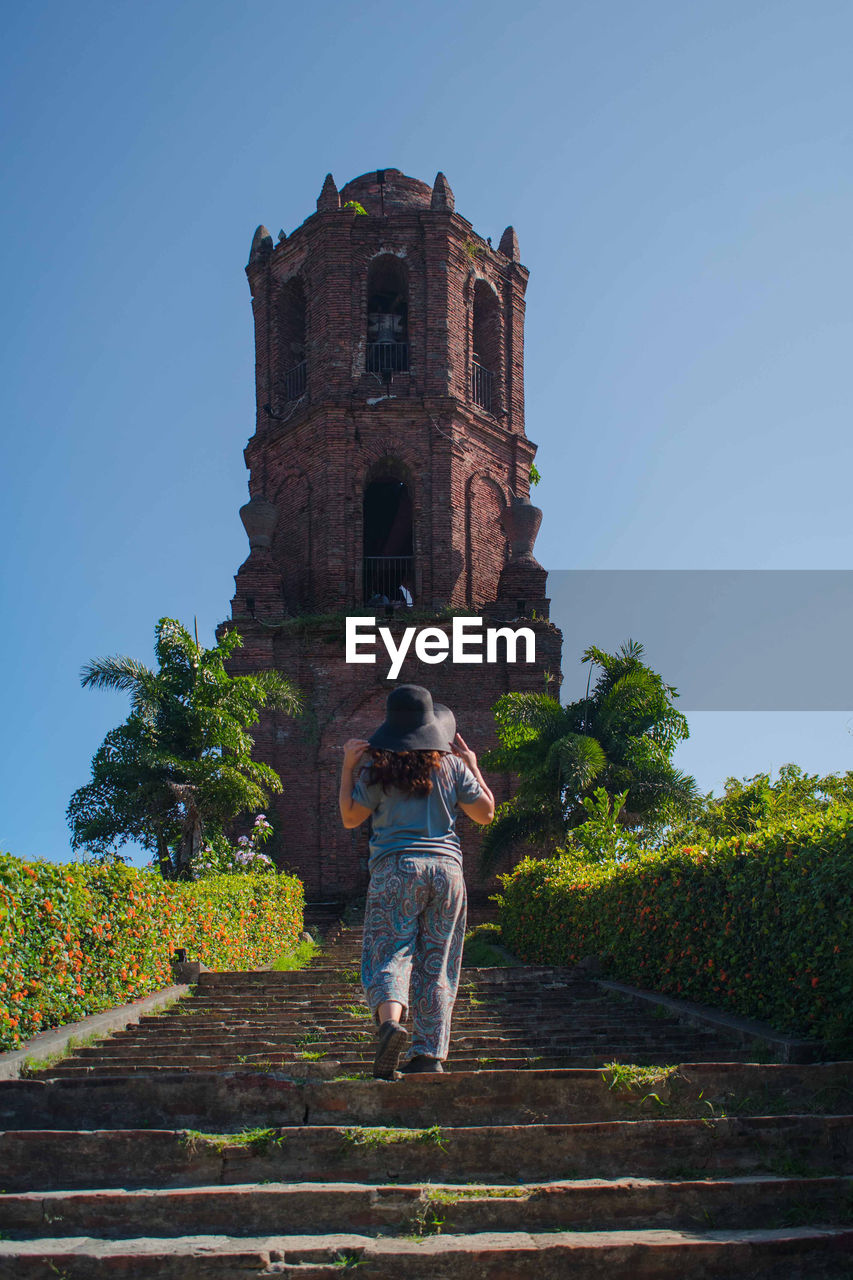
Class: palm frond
81,655,156,694
493,692,567,744
478,800,563,876
546,733,607,793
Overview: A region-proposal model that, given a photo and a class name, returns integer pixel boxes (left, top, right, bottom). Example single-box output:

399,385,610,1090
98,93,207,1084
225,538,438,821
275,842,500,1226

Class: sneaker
398,1055,444,1074
373,1019,408,1079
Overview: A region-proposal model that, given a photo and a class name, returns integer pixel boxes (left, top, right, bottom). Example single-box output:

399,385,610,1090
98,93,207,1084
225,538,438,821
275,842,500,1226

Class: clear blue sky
2,0,852,865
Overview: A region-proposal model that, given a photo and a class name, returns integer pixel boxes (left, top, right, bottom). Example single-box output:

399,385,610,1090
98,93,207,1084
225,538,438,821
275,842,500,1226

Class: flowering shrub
187,814,275,877
0,853,304,1052
498,805,853,1049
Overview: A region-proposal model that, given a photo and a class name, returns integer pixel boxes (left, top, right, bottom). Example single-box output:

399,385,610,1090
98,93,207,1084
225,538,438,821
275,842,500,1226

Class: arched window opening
279,277,307,400
363,477,414,605
471,279,500,413
366,256,409,375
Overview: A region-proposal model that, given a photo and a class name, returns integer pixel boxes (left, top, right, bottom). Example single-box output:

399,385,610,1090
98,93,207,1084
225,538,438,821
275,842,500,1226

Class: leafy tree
67,618,301,878
480,640,697,872
663,762,853,845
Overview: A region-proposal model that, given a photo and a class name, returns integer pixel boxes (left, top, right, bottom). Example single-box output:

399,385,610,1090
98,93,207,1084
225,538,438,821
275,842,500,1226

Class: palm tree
67,618,301,877
479,640,697,873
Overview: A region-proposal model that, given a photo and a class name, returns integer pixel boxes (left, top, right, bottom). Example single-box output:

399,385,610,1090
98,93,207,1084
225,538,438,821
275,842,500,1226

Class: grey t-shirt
352,753,483,870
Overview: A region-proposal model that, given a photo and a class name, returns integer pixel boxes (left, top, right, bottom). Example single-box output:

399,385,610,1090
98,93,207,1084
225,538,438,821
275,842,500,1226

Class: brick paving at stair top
1,920,851,1277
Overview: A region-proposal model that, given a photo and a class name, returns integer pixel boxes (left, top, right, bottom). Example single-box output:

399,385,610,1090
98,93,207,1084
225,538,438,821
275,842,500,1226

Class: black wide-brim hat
368,684,456,753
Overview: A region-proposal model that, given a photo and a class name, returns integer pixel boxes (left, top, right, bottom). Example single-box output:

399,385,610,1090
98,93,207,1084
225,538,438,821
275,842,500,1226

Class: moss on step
18,1028,118,1077
426,1185,530,1202
341,1124,446,1151
602,1061,679,1091
179,1125,286,1154
336,1004,371,1020
272,938,319,971
462,923,514,968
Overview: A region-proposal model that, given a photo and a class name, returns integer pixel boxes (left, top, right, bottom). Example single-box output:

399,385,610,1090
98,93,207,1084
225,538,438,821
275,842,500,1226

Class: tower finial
499,226,520,261
430,172,455,212
317,173,340,211
249,225,273,262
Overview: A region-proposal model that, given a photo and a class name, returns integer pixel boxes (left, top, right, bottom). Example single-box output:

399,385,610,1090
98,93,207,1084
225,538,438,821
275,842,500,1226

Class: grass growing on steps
272,938,318,971
179,1126,286,1154
296,1030,325,1046
17,987,191,1076
602,1061,679,1091
426,1186,530,1202
336,1003,371,1019
18,1028,116,1077
407,1199,446,1238
462,922,513,967
341,1124,447,1152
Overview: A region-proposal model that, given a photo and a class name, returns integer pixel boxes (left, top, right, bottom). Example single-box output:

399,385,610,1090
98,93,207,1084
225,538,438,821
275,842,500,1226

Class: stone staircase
1,921,851,1276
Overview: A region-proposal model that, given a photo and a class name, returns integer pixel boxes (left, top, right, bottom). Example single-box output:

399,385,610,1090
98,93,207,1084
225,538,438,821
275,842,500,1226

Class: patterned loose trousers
361,854,467,1061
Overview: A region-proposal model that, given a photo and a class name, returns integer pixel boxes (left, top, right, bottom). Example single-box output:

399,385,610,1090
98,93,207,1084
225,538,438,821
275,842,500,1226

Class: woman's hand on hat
451,733,478,772
343,738,369,770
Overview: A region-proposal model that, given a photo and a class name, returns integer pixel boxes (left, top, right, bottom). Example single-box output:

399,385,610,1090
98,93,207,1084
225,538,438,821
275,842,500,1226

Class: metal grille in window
363,556,414,606
471,361,494,412
284,360,307,400
366,343,409,374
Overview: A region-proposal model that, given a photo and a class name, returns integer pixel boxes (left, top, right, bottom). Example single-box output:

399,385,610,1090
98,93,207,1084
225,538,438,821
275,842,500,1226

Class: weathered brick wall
225,615,563,899
226,170,562,900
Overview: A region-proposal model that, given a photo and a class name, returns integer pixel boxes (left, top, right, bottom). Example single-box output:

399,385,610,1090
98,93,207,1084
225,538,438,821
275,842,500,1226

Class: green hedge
498,807,853,1049
0,855,304,1052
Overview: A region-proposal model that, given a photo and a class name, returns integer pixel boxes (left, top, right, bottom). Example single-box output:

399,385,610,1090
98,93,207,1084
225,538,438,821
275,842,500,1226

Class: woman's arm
339,738,375,829
452,733,496,826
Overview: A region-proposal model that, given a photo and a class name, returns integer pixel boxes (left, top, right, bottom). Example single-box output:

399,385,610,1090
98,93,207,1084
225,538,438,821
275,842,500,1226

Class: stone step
103,1012,667,1031
2,1226,852,1278
124,1007,744,1031
68,1033,725,1059
52,1050,745,1076
119,1024,690,1042
1,1175,850,1239
3,1115,851,1192
188,982,589,996
120,1032,738,1054
175,996,620,1010
128,1016,705,1035
5,1064,848,1132
143,1005,708,1025
24,1054,739,1078
58,1050,727,1072
200,984,588,994
24,1049,737,1080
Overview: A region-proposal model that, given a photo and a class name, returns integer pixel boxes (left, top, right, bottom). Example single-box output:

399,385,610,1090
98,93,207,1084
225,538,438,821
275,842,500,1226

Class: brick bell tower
221,168,562,899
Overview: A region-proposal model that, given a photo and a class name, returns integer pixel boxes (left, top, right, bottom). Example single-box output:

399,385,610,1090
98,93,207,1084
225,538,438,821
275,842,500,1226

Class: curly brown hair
365,749,445,796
